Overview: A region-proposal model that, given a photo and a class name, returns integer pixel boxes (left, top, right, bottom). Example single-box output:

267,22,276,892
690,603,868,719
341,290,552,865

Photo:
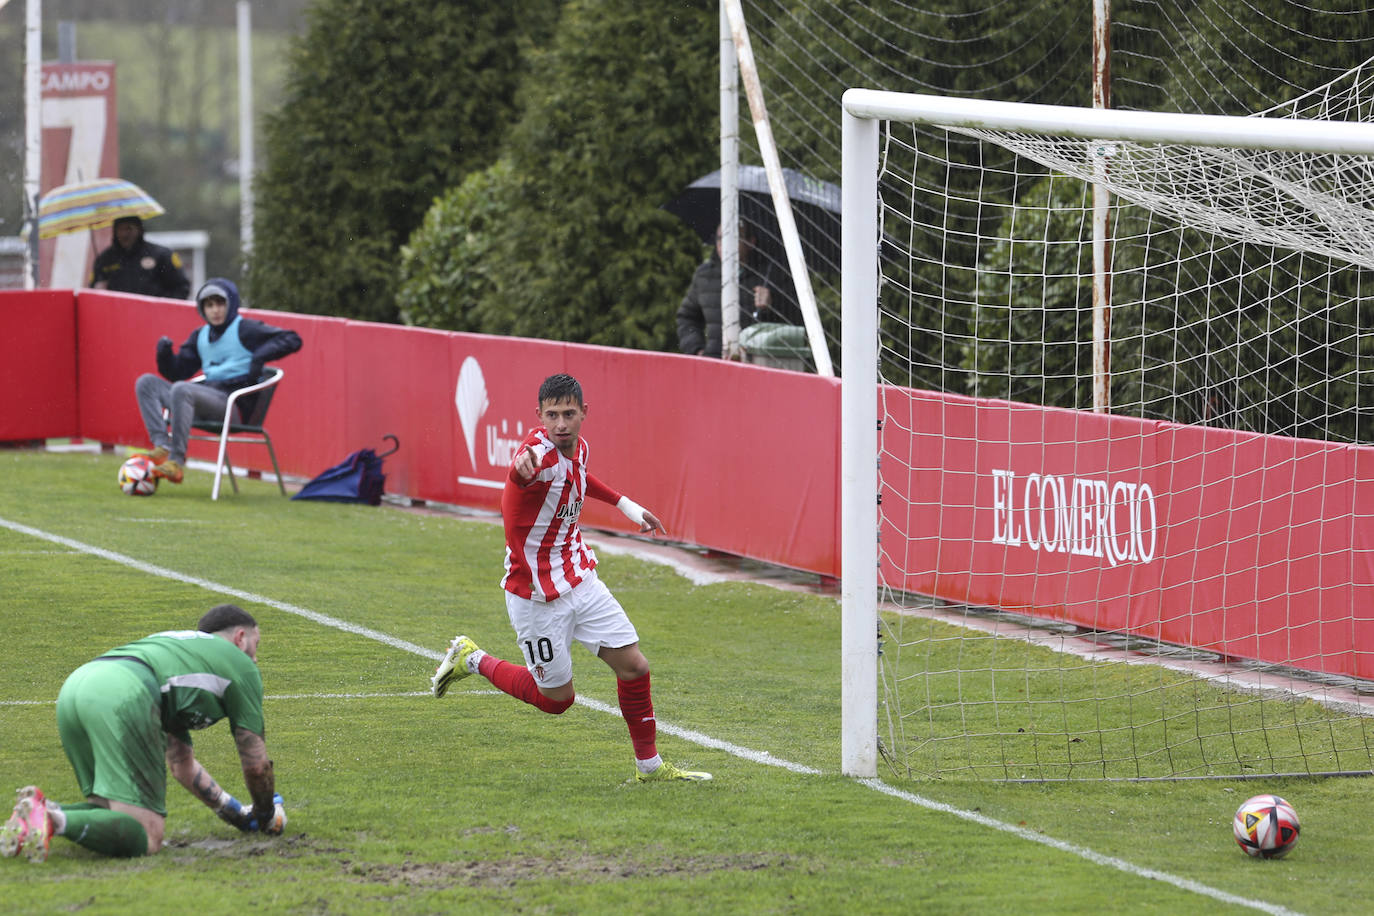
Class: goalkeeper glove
215,793,255,832
249,794,286,835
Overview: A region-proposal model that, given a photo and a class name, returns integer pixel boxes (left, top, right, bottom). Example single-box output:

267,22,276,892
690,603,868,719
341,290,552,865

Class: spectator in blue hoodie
133,278,302,484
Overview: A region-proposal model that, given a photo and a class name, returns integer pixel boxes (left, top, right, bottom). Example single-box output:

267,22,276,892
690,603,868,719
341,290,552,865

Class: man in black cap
89,215,190,300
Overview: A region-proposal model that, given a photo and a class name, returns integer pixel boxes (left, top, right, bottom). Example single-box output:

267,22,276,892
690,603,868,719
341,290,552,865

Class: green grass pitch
1,448,1371,914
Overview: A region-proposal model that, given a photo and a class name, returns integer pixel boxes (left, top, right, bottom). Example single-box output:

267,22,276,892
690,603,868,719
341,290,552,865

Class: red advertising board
4,289,1372,680
887,389,1374,679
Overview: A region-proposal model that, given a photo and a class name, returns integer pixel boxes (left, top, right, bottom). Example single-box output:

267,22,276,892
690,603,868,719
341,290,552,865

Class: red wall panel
246,312,349,476
887,388,1373,679
441,335,841,572
0,290,78,440
6,289,1370,679
339,320,458,503
76,292,199,446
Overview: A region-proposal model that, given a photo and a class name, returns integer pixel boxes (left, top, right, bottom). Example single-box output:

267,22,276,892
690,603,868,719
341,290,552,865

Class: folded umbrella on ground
291,435,399,506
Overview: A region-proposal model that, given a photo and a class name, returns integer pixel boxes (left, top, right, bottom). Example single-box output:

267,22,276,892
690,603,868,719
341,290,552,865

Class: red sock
617,671,657,761
478,655,573,715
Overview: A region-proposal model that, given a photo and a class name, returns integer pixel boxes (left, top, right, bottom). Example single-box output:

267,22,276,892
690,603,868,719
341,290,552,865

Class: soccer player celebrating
0,605,286,862
431,373,711,783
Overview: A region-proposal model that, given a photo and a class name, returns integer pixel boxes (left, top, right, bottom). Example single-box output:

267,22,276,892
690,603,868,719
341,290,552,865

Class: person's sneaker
147,446,170,465
153,460,184,484
431,635,483,698
0,786,51,863
635,762,713,783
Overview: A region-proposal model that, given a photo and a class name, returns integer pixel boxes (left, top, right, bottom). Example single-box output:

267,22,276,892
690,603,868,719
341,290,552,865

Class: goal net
840,89,1374,781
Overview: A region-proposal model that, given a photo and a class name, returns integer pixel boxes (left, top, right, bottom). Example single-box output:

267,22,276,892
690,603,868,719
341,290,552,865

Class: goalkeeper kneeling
0,605,287,862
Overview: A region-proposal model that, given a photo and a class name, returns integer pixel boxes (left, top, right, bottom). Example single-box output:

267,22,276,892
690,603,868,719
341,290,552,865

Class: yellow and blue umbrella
38,177,164,240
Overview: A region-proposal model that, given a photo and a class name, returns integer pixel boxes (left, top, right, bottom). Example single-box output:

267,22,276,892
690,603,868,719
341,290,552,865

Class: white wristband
616,496,646,527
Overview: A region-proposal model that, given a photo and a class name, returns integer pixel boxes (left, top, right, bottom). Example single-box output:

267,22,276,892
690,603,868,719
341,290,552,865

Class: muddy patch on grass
346,851,790,888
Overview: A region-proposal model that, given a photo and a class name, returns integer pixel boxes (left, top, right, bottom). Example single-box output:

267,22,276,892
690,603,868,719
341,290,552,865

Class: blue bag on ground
292,435,398,506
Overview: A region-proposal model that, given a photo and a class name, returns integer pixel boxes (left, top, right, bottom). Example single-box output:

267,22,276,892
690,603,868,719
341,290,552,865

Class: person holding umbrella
90,215,190,300
675,221,798,359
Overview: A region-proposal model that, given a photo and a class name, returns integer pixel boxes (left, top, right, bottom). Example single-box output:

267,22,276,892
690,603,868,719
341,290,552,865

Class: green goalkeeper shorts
56,658,169,815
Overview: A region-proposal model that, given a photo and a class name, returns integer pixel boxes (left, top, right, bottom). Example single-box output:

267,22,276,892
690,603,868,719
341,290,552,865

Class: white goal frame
839,89,1374,779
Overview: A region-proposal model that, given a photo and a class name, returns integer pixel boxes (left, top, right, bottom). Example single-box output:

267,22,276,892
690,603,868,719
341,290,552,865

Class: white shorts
503,571,639,689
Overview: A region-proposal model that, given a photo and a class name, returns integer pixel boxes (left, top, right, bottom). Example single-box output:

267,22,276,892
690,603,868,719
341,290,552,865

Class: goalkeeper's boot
146,446,170,465
635,762,713,783
0,786,51,863
431,635,484,698
153,459,184,484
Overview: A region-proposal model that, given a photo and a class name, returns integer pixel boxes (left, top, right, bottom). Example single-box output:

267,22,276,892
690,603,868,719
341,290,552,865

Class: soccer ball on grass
118,455,159,496
1233,793,1299,859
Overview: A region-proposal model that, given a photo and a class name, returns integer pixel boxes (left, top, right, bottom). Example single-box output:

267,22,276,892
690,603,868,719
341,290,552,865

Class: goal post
840,89,1374,781
840,108,880,778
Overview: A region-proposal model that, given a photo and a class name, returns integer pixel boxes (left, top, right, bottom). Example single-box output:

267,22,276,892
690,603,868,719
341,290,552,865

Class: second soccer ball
1233,794,1299,859
118,456,159,497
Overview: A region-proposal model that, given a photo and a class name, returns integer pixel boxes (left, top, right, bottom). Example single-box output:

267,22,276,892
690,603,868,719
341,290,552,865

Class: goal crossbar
842,89,1374,155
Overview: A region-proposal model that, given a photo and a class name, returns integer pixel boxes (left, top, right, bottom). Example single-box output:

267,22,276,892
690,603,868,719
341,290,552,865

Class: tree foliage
247,0,559,321
398,0,718,350
249,0,1374,441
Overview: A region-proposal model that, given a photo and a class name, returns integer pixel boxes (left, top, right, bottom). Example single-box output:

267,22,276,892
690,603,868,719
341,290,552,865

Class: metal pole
237,1,254,258
1091,0,1113,413
22,0,42,289
724,0,834,376
56,19,72,61
720,2,740,360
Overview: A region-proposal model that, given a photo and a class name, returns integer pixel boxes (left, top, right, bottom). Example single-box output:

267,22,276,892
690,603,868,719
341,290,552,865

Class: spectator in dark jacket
676,224,798,359
133,278,301,484
90,215,190,300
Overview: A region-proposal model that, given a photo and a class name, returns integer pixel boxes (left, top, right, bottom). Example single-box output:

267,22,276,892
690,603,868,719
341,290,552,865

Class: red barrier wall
5,290,1371,679
887,390,1374,679
0,290,78,440
2,290,839,575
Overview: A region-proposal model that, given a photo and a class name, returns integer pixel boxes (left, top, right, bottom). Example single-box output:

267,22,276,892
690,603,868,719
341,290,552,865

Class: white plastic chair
185,367,287,500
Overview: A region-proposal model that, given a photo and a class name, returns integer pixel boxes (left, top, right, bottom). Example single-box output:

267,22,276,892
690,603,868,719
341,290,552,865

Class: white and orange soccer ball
118,455,159,496
1233,794,1299,859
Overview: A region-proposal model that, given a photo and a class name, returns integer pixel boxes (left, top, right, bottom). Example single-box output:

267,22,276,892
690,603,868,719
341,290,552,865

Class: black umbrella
664,165,843,275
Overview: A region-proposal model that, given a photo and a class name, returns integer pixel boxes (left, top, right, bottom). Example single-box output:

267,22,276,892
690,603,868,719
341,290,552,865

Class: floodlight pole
237,1,255,259
23,0,42,289
719,2,741,360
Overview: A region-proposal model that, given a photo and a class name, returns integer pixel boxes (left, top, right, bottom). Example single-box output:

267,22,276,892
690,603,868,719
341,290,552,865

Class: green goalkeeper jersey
98,630,265,743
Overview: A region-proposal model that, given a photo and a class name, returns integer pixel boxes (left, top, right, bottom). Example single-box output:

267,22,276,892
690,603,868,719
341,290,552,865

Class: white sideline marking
0,514,1300,915
0,516,443,662
0,690,438,707
266,691,433,700
574,696,824,776
113,518,206,524
859,779,1301,916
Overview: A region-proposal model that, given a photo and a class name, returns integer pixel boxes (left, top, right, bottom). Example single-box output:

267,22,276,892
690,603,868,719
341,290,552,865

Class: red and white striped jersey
501,427,621,601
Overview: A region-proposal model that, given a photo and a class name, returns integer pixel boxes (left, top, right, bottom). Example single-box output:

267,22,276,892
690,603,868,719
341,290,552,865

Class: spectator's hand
157,336,174,354
752,285,773,315
248,360,264,382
